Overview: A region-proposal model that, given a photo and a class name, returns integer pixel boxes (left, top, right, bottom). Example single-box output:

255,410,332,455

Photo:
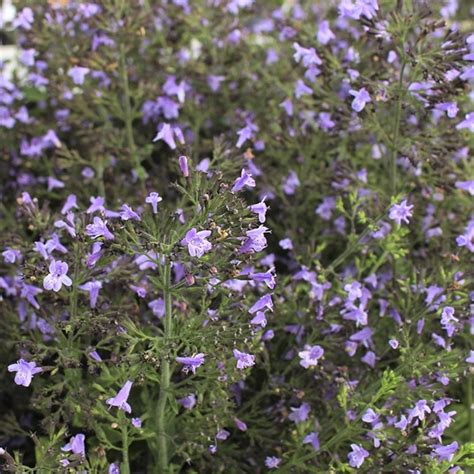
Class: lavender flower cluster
0,0,473,472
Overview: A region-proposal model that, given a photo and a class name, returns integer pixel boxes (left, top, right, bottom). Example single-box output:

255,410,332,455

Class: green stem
156,261,173,472
119,43,144,178
389,59,407,196
121,423,130,474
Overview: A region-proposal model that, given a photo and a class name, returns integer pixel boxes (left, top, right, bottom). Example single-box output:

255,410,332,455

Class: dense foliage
0,0,473,472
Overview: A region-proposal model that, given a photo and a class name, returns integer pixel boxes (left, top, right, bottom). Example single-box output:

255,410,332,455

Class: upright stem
389,59,407,196
156,261,172,472
119,43,144,178
121,423,130,474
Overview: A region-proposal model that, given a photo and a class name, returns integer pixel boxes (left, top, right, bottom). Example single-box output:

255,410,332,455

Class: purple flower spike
8,359,42,387
43,260,72,292
180,228,212,257
176,353,205,374
106,380,133,413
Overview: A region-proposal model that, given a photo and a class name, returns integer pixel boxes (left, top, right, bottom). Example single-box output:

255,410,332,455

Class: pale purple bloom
362,408,379,424
62,434,85,456
68,66,90,85
455,180,474,196
394,415,408,430
145,192,163,214
250,311,267,327
232,169,256,193
13,7,34,30
408,399,431,422
440,306,458,337
435,102,459,118
389,200,414,225
178,155,189,177
236,124,257,148
249,197,268,223
248,294,273,314
207,74,225,92
89,350,102,362
348,444,369,468
466,351,474,363
349,88,371,112
233,349,255,369
289,402,311,424
240,226,269,254
280,98,293,116
2,248,22,264
456,112,474,132
149,298,165,318
153,123,184,149
8,359,42,387
79,280,102,308
176,353,205,374
47,176,65,192
293,43,322,67
108,463,120,474
132,418,142,428
303,432,320,451
106,380,133,413
178,393,196,409
234,417,247,431
283,171,300,195
294,79,313,99
250,269,275,289
317,20,335,45
43,260,72,292
389,339,399,349
180,228,212,257
298,345,324,368
216,429,230,440
86,196,105,214
120,204,141,221
61,194,78,214
265,456,281,469
432,441,458,463
279,238,293,250
86,217,114,240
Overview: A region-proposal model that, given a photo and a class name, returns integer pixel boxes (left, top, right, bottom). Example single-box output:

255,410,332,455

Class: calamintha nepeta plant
0,0,473,472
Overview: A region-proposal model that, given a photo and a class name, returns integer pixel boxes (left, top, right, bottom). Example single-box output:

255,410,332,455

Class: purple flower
180,228,212,257
61,194,78,215
153,123,184,149
455,180,474,196
265,456,281,469
233,349,255,369
466,350,474,364
440,306,458,337
86,217,114,240
232,169,256,193
178,393,196,409
43,260,72,292
389,200,414,225
145,192,163,214
456,112,474,132
8,359,42,387
234,417,247,431
289,402,311,424
176,353,205,374
283,171,300,195
362,408,379,424
236,122,258,148
13,7,34,30
216,429,230,440
432,441,458,463
2,248,22,264
62,434,85,456
249,197,268,223
248,294,273,314
303,432,320,451
298,345,324,368
131,418,142,428
349,88,371,112
68,66,90,85
348,443,369,468
120,204,141,221
408,399,431,422
178,155,189,177
240,226,269,254
389,339,399,349
294,79,313,99
106,380,133,413
78,280,102,308
249,269,275,289
317,20,335,45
